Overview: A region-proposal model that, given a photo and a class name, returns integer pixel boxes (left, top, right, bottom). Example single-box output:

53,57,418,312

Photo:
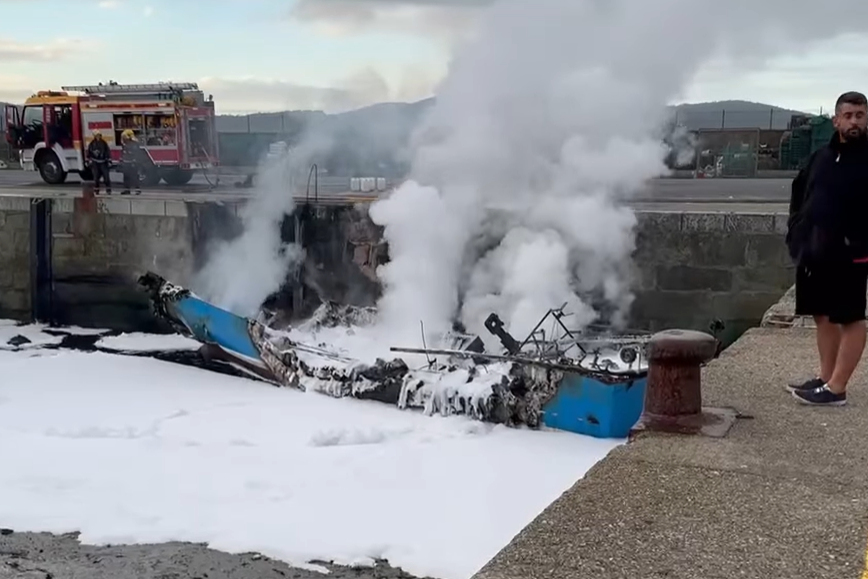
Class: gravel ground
0,530,429,579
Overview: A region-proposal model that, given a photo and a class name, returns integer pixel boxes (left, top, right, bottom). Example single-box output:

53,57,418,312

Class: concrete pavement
0,168,367,197
0,187,790,215
0,179,792,214
472,327,868,579
631,201,787,212
0,168,795,202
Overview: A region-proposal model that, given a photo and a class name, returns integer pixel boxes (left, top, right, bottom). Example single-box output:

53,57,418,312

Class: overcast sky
1,0,865,114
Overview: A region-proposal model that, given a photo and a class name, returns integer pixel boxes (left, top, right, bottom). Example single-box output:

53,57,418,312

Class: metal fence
0,108,9,165
219,107,825,134
672,107,824,131
0,106,828,171
216,113,315,135
693,128,761,177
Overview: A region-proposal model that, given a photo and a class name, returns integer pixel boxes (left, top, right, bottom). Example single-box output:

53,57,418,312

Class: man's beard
843,126,867,141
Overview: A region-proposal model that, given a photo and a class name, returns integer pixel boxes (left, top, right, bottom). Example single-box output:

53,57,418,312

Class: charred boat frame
138,271,650,438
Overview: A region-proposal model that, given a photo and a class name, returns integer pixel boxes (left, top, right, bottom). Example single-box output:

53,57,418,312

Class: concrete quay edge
635,208,788,235
471,327,868,579
0,187,788,226
0,189,381,217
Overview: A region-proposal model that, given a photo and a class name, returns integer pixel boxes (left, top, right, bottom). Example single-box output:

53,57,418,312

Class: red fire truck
4,82,219,186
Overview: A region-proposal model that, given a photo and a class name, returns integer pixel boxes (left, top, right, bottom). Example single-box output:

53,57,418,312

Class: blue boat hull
165,293,266,369
542,372,646,439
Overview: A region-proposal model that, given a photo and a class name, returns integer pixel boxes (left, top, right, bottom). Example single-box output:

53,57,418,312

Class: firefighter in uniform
86,130,112,195
120,129,143,195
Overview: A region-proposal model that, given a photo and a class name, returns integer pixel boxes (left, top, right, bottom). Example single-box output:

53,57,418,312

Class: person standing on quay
120,129,143,195
86,130,112,195
786,91,868,406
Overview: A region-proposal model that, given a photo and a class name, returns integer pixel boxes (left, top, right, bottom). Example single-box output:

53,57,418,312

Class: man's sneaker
792,384,847,406
787,377,824,392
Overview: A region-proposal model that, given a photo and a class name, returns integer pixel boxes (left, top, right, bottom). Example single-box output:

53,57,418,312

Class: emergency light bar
61,82,200,94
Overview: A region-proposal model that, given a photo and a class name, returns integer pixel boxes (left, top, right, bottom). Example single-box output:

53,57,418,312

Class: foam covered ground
0,325,623,579
96,332,202,352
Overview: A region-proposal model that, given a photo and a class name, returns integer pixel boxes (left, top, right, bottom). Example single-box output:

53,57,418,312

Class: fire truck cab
4,82,219,187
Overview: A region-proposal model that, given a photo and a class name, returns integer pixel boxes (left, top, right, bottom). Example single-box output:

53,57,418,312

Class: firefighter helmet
121,129,135,140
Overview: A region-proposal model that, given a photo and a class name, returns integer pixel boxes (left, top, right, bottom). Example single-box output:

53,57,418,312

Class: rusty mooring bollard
634,329,736,438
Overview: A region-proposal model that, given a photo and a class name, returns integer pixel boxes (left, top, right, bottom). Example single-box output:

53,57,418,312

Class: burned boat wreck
139,271,651,438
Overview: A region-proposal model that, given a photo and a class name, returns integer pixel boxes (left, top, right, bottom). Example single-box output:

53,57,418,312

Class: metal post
292,211,304,317
632,329,737,438
753,128,760,177
644,329,712,417
29,198,54,325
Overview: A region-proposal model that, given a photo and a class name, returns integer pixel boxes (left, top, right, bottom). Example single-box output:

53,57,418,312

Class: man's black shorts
795,262,868,324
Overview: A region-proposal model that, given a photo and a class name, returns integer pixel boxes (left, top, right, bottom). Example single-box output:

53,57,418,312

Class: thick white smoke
369,0,868,345
194,134,332,316
194,155,302,317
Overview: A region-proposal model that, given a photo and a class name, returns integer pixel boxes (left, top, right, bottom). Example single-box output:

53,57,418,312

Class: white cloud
0,64,439,111
201,67,438,114
0,75,37,104
93,1,152,16
679,33,868,112
289,0,483,41
0,38,93,62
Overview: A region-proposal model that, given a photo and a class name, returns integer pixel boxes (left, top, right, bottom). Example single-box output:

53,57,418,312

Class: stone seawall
632,210,793,344
0,203,30,318
0,195,383,330
52,197,193,331
0,195,792,339
0,196,193,330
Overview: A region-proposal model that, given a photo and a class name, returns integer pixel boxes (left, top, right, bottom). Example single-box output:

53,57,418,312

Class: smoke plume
195,133,332,317
369,0,868,345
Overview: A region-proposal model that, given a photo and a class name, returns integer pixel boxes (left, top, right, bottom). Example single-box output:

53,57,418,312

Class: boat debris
138,271,651,437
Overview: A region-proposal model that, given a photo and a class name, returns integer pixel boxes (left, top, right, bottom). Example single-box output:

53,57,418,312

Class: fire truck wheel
37,152,67,185
161,168,194,187
139,167,162,188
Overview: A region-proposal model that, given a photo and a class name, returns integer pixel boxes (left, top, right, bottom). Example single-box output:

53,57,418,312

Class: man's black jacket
787,133,868,266
121,139,152,167
86,138,111,163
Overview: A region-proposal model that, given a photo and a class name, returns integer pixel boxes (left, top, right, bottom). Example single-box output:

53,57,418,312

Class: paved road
0,169,363,197
632,201,787,213
0,187,791,214
0,169,794,202
636,177,791,202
